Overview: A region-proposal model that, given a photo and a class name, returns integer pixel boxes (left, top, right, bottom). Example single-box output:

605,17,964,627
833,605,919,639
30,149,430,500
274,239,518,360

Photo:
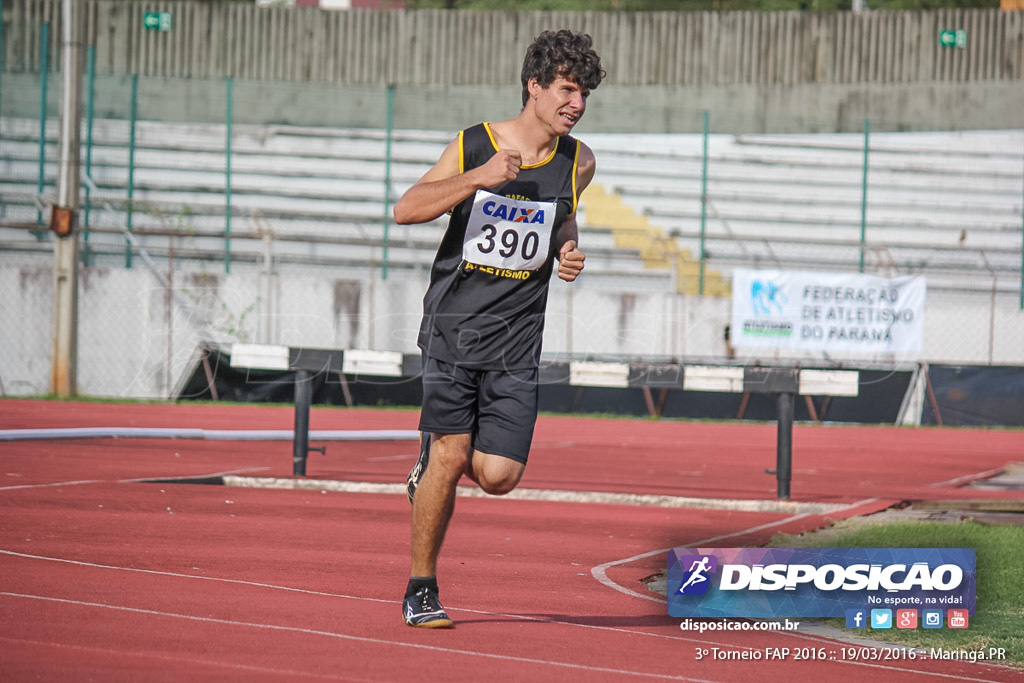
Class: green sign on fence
939,29,967,49
143,12,172,32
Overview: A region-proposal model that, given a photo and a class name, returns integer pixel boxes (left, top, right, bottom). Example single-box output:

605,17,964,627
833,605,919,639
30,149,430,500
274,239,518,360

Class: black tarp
923,365,1024,427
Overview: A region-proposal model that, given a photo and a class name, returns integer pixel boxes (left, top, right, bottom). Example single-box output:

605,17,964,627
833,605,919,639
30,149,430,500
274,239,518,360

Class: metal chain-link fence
2,60,1023,398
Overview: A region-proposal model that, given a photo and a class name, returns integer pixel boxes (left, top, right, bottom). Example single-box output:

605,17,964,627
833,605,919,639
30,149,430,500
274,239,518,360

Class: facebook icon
845,609,866,629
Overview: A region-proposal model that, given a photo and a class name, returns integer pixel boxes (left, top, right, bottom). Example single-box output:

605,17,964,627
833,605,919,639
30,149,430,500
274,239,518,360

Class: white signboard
731,269,926,354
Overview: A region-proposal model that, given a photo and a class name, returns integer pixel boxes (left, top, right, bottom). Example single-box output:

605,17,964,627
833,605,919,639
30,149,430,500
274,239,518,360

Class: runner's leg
410,432,472,577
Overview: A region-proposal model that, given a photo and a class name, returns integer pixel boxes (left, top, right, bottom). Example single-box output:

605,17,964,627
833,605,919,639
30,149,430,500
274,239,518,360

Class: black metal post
775,391,795,499
293,369,311,476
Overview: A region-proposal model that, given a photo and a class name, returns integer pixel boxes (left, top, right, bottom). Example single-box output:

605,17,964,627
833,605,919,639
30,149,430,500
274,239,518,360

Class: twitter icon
871,609,893,629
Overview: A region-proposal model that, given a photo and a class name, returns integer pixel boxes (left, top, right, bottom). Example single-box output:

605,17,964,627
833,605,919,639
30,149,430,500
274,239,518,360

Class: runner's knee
473,453,524,496
478,475,519,496
430,434,472,481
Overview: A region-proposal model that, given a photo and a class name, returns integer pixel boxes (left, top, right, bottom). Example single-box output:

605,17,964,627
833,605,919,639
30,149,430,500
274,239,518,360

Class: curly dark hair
520,30,606,107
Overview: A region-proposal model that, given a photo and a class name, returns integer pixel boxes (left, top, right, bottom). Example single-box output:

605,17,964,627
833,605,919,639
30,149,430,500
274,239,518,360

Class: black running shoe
402,585,453,628
407,432,430,505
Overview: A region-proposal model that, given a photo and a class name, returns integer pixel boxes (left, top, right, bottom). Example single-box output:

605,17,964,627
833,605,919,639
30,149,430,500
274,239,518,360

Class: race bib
462,190,556,272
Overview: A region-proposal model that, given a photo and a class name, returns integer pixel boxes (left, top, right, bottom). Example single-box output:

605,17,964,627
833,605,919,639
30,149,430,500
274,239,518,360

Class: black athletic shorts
418,355,539,464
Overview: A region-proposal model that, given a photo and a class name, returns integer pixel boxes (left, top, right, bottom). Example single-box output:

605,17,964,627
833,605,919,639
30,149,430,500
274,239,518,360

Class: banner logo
845,608,866,628
922,609,944,628
731,269,926,354
677,555,718,595
667,548,976,619
751,279,788,317
897,609,918,629
948,609,969,628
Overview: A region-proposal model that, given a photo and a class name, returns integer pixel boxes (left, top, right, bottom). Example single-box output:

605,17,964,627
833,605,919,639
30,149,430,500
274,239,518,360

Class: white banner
730,269,926,354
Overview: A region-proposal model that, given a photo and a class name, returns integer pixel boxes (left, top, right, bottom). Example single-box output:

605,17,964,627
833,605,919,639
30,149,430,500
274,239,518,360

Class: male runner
392,29,605,628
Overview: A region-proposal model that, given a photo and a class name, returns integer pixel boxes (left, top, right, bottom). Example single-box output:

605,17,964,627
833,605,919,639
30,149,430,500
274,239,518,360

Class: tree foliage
403,0,998,10
187,0,1000,10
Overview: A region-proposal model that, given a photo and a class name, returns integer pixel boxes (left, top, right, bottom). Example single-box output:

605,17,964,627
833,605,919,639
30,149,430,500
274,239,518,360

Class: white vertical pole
50,0,85,396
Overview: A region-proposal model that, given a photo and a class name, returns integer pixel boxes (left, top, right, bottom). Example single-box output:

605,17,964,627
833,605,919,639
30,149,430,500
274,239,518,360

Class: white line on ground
217,476,847,514
0,591,714,682
0,549,703,644
0,549,1006,683
590,512,816,605
0,635,378,682
0,479,104,492
928,466,1006,489
0,427,420,442
0,468,271,492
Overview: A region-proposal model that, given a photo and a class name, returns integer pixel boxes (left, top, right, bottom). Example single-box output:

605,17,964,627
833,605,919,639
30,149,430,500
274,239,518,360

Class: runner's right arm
393,138,522,225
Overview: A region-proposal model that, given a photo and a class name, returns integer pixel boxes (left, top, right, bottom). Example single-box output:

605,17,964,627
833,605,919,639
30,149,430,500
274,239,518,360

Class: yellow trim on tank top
458,130,466,175
570,139,580,214
482,122,558,169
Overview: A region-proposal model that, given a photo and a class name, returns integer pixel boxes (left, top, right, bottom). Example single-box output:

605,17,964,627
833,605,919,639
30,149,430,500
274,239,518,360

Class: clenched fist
558,240,585,282
477,149,522,188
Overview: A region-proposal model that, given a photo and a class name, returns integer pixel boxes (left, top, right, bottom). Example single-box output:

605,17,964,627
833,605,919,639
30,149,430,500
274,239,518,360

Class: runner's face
531,75,589,135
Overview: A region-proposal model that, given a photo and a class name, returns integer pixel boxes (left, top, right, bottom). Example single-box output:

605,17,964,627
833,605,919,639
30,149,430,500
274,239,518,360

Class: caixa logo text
715,562,963,592
481,199,547,224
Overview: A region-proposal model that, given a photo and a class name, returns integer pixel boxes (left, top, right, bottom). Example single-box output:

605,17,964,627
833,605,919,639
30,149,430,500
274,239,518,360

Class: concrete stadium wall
3,254,1023,400
5,72,1024,134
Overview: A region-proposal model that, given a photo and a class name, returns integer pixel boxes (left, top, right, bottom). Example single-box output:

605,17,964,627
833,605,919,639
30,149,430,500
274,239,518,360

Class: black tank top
417,122,580,370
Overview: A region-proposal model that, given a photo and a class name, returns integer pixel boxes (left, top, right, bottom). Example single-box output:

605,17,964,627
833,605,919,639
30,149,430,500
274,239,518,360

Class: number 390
477,224,540,261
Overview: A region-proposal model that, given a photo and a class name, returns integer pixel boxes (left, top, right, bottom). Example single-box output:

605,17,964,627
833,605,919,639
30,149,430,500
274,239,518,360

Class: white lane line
928,467,1006,489
218,476,847,514
0,592,715,683
0,427,419,442
0,549,704,643
0,635,377,682
590,512,817,604
0,479,104,492
0,589,1005,683
1,470,849,515
1,543,1008,680
0,467,271,492
122,467,272,483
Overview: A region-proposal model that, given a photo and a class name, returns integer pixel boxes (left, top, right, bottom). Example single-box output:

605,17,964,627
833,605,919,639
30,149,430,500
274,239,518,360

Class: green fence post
382,84,394,281
698,110,709,296
859,119,870,273
0,0,5,123
225,76,232,274
82,44,95,266
125,73,138,268
36,22,50,228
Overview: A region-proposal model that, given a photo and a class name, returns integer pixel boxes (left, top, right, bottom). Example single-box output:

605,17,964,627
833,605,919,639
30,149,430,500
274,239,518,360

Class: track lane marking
0,549,712,643
0,635,377,682
0,467,271,492
0,592,715,682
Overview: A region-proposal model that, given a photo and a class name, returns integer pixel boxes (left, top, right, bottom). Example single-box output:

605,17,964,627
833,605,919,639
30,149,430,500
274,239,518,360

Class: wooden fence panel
3,2,1021,86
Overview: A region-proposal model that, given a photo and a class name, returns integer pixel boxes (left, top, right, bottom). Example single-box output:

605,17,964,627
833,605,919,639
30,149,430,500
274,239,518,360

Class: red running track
1,399,1022,682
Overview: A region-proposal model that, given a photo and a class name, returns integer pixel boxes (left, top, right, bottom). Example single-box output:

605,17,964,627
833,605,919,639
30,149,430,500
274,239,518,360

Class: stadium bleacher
584,131,1023,294
1,118,1021,295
